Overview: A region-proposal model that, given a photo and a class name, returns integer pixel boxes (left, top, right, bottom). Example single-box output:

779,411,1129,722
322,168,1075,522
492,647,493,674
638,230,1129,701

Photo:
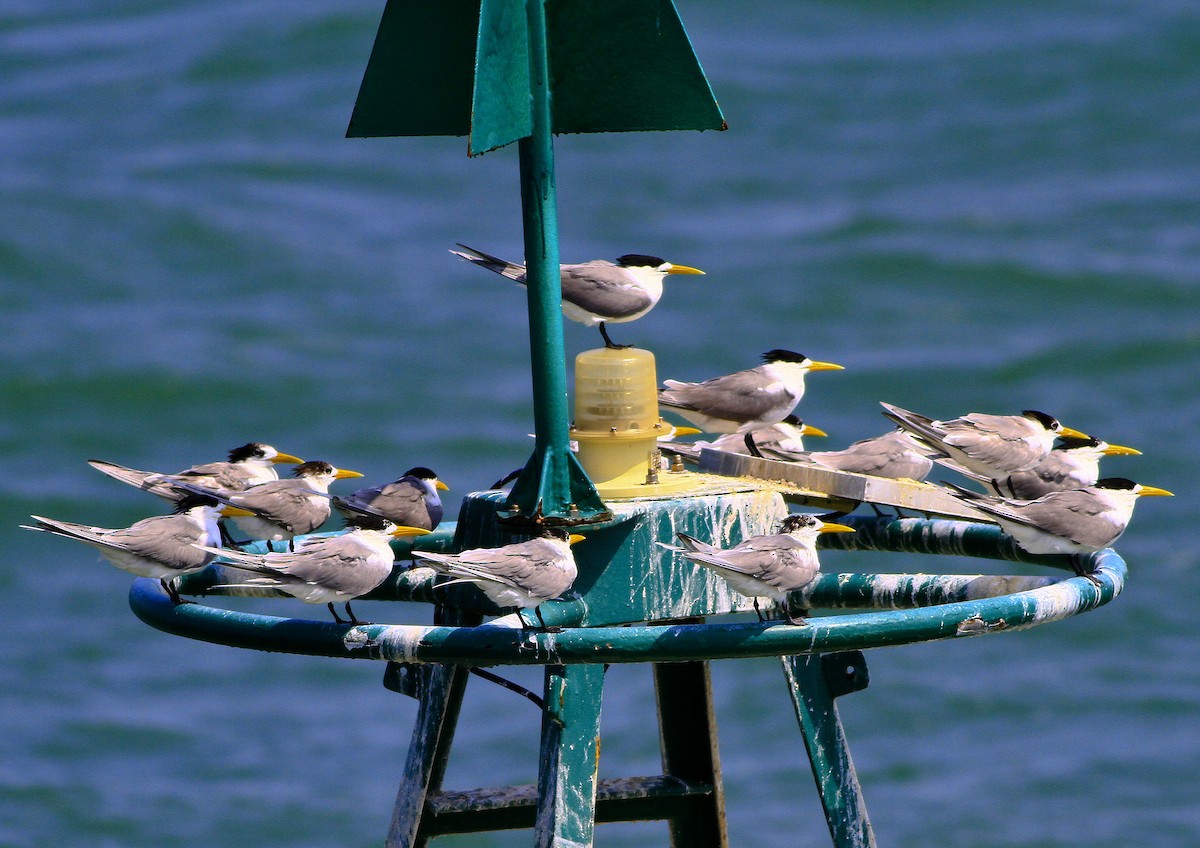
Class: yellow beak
807,361,844,372
1137,485,1173,497
569,534,587,545
270,452,304,465
1058,426,1089,439
801,424,828,438
665,264,705,276
390,525,433,537
668,425,703,437
220,505,255,518
818,522,856,534
1102,443,1141,456
435,480,450,491
334,468,365,480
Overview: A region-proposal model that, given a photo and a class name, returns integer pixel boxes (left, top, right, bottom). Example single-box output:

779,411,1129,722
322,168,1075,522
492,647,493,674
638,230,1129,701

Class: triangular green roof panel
347,0,480,138
547,0,726,135
347,0,726,144
469,0,533,155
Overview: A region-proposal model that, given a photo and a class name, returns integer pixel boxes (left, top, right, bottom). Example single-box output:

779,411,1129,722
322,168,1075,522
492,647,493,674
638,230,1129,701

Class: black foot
533,606,562,632
343,601,370,625
327,602,349,624
599,323,631,350
161,578,193,606
781,600,809,626
744,433,765,459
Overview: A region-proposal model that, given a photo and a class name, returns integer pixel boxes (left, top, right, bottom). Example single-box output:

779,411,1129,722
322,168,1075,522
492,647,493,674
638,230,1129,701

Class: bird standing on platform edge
450,243,704,349
659,350,844,458
171,460,363,551
334,466,448,531
22,493,227,604
411,527,584,630
944,477,1172,572
199,513,431,625
659,513,855,624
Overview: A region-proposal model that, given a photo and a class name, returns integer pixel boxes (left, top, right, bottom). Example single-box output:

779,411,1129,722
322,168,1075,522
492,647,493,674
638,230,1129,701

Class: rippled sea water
3,1,1198,846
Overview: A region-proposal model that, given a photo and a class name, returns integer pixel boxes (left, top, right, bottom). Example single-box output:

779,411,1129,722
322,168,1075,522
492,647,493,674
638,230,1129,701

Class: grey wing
1015,493,1116,547
940,418,1034,468
560,264,652,320
271,537,389,596
346,481,429,528
660,370,784,420
110,514,215,570
173,461,255,491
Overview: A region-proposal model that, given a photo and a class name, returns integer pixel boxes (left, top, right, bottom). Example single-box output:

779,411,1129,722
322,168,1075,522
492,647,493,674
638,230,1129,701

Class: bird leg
743,433,765,458
781,598,809,626
218,521,248,551
1069,554,1104,586
533,605,563,633
598,322,631,350
342,601,370,625
161,577,191,606
752,597,766,622
326,602,349,624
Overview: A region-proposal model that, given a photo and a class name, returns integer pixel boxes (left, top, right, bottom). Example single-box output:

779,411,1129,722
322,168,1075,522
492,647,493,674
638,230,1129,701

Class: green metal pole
504,0,608,524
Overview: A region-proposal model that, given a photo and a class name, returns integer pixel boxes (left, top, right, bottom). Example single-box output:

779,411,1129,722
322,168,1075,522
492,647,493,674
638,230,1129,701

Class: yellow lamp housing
572,347,694,499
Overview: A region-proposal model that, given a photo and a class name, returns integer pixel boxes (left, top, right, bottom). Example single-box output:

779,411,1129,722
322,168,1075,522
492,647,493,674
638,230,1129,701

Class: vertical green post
504,0,608,523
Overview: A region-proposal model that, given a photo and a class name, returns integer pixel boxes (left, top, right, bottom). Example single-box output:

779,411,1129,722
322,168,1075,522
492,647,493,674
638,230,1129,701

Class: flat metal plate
695,448,992,522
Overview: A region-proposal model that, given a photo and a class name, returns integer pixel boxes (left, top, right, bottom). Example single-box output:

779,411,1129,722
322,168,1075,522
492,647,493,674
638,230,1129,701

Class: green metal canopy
347,0,727,155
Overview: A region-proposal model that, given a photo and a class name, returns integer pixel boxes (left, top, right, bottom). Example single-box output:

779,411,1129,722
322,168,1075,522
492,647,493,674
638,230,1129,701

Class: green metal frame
132,515,1125,847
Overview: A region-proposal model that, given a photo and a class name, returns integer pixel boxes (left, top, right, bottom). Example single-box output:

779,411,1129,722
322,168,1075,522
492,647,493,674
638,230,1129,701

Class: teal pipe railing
132,518,1126,667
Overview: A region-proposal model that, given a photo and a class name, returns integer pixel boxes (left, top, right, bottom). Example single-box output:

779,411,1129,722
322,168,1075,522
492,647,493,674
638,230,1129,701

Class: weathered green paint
132,517,1127,666
346,0,725,146
471,0,532,154
784,652,876,848
534,663,605,847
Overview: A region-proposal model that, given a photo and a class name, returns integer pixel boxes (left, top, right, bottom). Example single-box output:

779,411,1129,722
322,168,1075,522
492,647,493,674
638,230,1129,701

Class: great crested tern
200,514,430,624
88,442,304,502
412,527,584,629
659,350,844,457
333,466,448,531
659,513,854,623
22,493,226,603
880,402,1087,478
944,436,1141,499
451,243,704,349
174,460,363,549
945,477,1172,559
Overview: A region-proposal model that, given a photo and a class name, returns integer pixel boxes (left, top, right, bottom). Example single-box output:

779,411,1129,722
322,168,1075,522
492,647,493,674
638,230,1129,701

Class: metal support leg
384,661,472,848
782,651,876,848
653,661,728,848
534,663,606,848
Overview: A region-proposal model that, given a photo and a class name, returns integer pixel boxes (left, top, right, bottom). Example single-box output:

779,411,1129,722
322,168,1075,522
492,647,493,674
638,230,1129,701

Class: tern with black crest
945,477,1172,558
881,402,1087,478
22,493,227,604
659,350,844,457
88,442,304,503
944,436,1141,499
412,528,584,629
451,243,704,349
659,513,854,623
173,460,363,549
334,467,448,531
200,514,431,624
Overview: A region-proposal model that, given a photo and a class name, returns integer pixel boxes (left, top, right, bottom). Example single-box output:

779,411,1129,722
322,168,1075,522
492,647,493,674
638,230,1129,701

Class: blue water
3,1,1198,845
